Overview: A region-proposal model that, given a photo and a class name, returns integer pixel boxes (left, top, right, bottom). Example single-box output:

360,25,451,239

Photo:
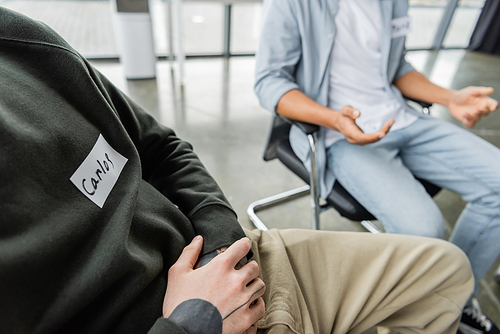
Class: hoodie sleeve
147,299,222,334
85,62,249,257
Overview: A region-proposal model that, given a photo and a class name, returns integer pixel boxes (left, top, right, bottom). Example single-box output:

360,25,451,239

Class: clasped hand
333,105,394,145
163,236,266,334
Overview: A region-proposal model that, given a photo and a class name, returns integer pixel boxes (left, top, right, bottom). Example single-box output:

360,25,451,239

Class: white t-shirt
325,0,417,147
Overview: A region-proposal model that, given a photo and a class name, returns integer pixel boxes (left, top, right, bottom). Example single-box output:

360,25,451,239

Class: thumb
342,106,361,119
176,235,204,270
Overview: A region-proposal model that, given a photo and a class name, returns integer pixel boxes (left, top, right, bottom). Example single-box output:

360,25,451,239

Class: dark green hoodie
0,7,247,334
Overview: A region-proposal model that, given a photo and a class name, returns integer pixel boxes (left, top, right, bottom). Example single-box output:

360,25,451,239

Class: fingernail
193,235,202,243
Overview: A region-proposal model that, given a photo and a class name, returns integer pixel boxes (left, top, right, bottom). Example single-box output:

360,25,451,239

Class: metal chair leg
247,185,311,231
248,133,322,231
307,134,320,230
361,220,383,234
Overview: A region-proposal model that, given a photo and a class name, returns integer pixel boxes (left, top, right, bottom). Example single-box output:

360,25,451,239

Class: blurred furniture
113,0,156,79
469,0,500,55
169,0,262,84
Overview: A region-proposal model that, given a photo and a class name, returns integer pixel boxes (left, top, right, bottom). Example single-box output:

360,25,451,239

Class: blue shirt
255,0,420,198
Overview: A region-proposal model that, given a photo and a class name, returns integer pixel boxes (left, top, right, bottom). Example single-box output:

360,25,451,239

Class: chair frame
247,129,320,231
247,100,434,232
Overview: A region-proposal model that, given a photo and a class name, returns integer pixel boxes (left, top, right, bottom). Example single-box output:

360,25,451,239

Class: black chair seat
276,136,441,222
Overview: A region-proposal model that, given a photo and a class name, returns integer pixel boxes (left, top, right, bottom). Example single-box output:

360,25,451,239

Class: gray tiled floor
1,0,119,57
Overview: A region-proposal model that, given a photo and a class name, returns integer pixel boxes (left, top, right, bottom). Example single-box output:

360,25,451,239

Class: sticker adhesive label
70,134,128,208
391,16,412,38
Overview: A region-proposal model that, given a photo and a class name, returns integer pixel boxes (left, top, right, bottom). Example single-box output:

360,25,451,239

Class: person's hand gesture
448,86,498,127
334,105,394,145
163,236,266,334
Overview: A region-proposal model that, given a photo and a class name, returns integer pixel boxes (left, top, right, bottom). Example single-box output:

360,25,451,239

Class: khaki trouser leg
244,228,473,334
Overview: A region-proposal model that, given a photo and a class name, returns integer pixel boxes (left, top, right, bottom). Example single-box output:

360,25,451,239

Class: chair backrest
262,115,292,161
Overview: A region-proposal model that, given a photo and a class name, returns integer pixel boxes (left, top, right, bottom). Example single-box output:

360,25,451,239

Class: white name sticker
391,16,412,38
70,134,128,208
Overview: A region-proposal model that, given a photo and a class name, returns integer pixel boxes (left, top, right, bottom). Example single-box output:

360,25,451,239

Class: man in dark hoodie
0,6,474,334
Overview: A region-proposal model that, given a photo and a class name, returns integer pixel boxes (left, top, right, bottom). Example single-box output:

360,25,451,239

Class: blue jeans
327,116,500,300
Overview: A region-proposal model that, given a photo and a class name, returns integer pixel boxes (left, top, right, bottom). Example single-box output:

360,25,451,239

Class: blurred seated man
0,7,474,334
254,0,500,332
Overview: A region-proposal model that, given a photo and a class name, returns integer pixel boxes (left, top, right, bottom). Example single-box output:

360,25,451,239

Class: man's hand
275,90,394,145
448,86,498,128
334,105,394,145
163,236,266,334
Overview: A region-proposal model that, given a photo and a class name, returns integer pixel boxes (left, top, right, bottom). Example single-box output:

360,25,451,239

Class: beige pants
244,228,474,334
